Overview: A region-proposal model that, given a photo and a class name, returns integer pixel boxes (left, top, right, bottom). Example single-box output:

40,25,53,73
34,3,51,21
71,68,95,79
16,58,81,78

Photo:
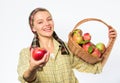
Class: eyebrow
36,15,52,21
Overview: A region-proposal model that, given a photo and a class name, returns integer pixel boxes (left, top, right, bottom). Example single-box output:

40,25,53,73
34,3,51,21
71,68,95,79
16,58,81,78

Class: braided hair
29,7,69,55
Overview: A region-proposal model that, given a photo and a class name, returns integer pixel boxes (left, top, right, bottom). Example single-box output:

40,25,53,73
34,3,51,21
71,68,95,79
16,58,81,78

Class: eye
38,21,43,24
47,18,52,21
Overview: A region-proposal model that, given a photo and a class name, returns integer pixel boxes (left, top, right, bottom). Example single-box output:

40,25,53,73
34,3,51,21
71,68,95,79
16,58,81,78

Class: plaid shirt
17,39,102,83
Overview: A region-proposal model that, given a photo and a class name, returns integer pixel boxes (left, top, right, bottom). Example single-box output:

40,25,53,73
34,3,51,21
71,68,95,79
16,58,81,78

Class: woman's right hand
29,50,50,71
23,50,50,82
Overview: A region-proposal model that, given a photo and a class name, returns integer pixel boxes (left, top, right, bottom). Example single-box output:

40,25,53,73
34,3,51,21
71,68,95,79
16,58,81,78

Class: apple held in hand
96,42,106,53
31,47,47,60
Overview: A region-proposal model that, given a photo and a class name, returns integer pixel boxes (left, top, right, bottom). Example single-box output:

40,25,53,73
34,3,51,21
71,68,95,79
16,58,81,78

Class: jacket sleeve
17,48,39,83
65,41,103,74
71,53,103,74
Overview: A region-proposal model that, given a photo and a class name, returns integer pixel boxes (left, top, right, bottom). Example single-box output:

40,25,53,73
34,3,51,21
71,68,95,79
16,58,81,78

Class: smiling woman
17,7,117,83
0,0,119,83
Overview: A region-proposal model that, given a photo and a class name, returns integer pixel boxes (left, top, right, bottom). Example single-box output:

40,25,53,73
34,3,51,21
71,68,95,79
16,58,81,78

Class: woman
17,7,117,83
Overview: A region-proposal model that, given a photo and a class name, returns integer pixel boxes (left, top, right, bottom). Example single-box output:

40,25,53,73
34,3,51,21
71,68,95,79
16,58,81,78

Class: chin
39,30,53,37
45,32,53,37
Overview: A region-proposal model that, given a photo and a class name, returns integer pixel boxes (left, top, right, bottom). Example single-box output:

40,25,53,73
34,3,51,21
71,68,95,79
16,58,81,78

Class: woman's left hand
108,28,117,39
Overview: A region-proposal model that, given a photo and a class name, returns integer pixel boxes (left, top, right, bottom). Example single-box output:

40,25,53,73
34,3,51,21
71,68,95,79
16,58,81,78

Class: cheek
33,27,44,35
51,21,54,28
32,25,42,32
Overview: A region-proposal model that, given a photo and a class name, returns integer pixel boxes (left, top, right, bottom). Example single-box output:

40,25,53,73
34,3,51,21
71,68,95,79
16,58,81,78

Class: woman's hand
29,51,50,71
101,27,117,67
108,28,117,39
23,50,50,82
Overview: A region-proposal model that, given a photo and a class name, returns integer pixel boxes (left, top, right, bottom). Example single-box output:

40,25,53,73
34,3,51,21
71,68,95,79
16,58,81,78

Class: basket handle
73,18,112,31
72,18,115,41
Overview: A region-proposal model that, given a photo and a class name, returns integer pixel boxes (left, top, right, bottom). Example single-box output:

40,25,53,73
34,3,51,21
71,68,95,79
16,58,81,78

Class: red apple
91,48,101,58
82,42,94,53
31,47,47,60
96,42,106,53
83,33,91,41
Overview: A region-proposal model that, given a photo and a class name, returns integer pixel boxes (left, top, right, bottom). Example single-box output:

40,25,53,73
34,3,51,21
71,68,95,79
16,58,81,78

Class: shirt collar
52,31,69,55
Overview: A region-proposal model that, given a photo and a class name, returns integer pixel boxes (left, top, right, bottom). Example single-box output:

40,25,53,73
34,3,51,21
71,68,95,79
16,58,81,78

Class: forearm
23,67,37,82
101,38,116,67
101,53,109,67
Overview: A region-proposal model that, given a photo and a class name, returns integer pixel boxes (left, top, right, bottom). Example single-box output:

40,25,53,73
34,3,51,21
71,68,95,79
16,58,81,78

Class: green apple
72,29,83,44
96,42,106,53
72,33,83,44
73,29,83,36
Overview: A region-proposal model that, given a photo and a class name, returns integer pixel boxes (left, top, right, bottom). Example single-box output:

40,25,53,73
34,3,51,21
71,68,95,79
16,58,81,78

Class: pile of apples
72,29,106,58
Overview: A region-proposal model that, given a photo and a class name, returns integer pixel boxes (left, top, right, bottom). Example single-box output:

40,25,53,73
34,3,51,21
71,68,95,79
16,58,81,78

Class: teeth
44,27,53,31
47,28,51,30
44,29,52,32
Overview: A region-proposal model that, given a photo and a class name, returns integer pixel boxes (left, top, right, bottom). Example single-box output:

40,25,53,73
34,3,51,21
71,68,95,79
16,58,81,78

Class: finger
38,54,49,68
110,31,117,36
109,28,117,33
39,64,43,68
109,28,117,38
39,63,46,68
30,48,35,61
37,52,48,64
38,52,50,67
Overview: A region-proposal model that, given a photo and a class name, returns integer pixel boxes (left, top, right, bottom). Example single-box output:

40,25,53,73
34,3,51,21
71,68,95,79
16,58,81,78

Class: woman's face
32,11,54,38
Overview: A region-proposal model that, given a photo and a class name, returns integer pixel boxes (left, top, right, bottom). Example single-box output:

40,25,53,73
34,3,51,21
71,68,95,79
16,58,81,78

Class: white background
0,0,120,83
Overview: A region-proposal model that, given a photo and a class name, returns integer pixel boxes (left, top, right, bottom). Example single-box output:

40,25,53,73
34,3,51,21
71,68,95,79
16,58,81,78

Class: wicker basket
68,18,116,64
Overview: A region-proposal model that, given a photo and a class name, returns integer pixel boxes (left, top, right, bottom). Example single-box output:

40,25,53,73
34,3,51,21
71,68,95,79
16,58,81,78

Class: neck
38,36,54,53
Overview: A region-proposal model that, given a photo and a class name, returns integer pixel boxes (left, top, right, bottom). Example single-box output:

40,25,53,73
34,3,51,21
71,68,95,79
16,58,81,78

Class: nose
44,20,50,26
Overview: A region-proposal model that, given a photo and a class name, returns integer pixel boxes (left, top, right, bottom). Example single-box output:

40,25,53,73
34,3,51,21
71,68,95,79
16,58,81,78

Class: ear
32,27,37,32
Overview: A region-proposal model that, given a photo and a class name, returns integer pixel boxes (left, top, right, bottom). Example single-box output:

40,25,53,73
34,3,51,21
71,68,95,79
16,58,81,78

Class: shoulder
20,47,30,53
64,42,73,55
64,42,70,51
63,42,68,47
19,47,30,57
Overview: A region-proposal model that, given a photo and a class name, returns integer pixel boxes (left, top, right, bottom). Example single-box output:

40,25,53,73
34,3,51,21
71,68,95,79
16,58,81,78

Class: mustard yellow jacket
17,39,102,83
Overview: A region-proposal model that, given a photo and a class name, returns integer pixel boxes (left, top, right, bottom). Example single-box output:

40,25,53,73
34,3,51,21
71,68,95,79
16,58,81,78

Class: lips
43,27,53,32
